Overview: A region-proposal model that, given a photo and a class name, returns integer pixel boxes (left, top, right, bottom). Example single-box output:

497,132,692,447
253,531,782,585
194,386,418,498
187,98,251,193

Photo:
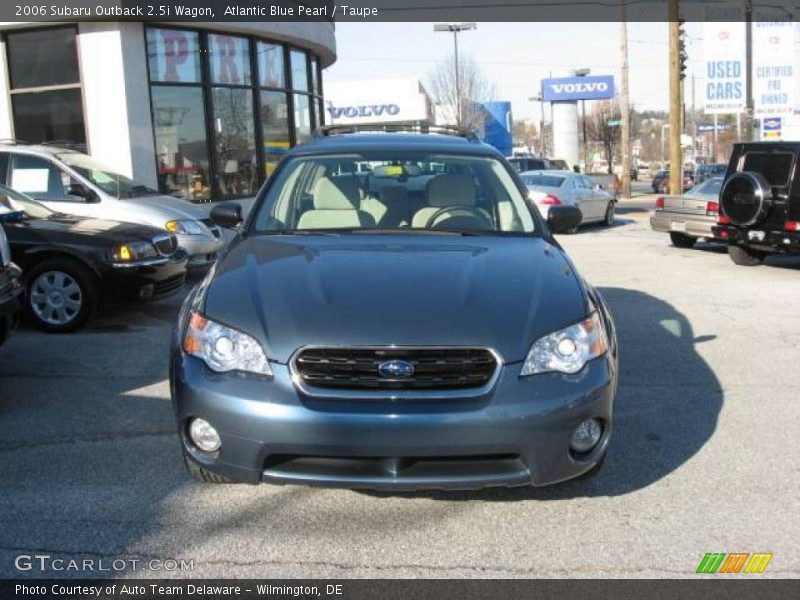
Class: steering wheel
424,206,492,229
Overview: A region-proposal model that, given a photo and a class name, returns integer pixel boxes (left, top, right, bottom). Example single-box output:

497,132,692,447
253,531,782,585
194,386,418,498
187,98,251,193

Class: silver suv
0,144,223,267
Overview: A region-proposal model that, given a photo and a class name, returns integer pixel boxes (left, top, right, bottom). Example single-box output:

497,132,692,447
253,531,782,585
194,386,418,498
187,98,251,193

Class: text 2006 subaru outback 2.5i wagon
170,126,618,491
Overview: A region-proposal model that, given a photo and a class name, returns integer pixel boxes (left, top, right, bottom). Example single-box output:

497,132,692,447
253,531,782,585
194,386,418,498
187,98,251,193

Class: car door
574,176,600,221
565,175,591,218
6,153,98,218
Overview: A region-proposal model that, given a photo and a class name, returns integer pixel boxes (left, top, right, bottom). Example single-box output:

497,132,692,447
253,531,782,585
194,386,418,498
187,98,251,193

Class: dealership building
0,21,335,202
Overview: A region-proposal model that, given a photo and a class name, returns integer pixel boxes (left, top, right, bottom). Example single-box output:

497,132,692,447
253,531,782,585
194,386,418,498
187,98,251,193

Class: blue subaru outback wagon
170,126,618,490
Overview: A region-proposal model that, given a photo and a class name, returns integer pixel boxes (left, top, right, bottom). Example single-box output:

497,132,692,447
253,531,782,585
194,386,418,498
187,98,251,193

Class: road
1,213,799,579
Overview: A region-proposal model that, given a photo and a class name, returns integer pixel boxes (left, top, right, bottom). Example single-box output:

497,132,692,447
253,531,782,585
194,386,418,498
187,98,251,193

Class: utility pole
744,0,755,140
691,73,696,162
620,1,631,199
434,22,477,127
668,0,683,195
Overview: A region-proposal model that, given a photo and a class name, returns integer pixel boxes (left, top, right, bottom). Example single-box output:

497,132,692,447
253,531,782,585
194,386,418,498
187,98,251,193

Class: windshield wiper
124,185,157,198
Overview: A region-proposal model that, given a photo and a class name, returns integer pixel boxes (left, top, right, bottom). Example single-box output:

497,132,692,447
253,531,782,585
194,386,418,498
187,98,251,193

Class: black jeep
714,142,800,266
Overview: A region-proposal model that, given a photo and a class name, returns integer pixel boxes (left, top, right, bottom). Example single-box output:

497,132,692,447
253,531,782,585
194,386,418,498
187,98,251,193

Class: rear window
522,175,565,187
741,152,794,186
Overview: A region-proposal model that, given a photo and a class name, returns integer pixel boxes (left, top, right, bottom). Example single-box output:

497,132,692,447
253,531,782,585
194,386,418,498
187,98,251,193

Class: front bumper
712,225,800,252
100,254,188,301
650,211,718,239
176,234,224,268
170,352,616,491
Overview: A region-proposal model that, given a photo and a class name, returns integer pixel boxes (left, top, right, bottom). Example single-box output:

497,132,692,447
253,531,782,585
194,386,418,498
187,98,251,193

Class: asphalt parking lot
1,197,799,579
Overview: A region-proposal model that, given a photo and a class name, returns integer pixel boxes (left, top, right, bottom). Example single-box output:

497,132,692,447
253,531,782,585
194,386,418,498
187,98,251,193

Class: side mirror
210,202,243,229
595,183,605,191
547,205,582,234
67,182,98,202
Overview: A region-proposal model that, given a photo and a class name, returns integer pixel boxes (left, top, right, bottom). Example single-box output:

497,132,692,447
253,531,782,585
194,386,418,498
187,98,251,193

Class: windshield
0,185,53,219
56,152,159,198
252,153,537,235
522,174,565,188
688,178,723,197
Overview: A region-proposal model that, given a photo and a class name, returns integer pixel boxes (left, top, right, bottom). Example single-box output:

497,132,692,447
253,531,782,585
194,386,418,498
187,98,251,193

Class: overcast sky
325,21,708,121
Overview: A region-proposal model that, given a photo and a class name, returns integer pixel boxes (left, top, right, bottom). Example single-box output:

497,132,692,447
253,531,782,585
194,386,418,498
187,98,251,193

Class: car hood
15,214,166,244
203,234,588,364
119,194,212,221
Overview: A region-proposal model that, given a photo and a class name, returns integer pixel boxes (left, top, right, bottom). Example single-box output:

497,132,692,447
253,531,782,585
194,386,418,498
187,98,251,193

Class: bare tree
428,53,496,131
586,99,622,173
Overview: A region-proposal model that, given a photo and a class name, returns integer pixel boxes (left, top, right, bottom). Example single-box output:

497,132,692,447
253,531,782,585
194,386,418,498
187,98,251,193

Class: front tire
25,258,96,333
728,245,766,266
669,232,696,248
604,202,615,226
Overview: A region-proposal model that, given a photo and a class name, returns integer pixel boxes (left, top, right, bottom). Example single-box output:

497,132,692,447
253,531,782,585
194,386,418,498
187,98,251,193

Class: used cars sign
541,75,615,102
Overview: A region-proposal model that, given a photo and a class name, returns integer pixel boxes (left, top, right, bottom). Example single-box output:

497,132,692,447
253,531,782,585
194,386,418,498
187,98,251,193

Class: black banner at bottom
2,579,798,600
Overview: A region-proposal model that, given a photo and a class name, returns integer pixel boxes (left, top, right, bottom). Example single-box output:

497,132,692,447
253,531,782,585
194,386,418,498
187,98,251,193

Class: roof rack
312,122,481,142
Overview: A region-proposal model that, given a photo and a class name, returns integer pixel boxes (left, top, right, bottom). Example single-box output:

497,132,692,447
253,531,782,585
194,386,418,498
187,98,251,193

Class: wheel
728,245,766,266
24,258,96,333
604,202,615,226
669,232,696,248
183,453,236,484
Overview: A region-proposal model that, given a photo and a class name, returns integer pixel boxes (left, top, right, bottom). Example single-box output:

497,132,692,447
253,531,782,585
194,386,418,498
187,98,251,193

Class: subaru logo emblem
378,360,415,379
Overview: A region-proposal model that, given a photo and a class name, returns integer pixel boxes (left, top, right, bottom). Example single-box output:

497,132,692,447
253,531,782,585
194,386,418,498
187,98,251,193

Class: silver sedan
520,170,616,230
650,177,724,248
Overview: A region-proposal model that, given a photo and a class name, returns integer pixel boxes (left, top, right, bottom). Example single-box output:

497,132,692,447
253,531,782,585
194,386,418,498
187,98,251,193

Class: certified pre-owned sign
541,76,616,102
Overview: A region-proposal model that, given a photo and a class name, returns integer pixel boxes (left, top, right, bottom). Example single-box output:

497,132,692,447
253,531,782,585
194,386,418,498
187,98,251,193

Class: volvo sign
541,75,615,102
328,104,401,120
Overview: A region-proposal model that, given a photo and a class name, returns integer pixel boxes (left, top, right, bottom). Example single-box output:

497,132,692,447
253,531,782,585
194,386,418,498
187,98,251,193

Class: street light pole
434,23,477,127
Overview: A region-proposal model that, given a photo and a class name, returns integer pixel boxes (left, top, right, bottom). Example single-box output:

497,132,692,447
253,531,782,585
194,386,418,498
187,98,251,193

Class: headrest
313,176,361,210
427,173,476,207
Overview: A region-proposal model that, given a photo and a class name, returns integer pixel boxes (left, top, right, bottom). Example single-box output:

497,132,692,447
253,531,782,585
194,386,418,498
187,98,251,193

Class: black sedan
0,184,188,332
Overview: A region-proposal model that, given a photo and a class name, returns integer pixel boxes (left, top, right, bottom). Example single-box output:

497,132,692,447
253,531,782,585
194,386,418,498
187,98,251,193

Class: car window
522,174,565,187
0,185,53,218
7,154,80,201
692,178,723,197
253,153,537,235
55,152,158,198
740,152,794,187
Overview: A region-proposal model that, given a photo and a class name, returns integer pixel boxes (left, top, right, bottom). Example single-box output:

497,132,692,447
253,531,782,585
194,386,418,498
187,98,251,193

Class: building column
78,21,158,188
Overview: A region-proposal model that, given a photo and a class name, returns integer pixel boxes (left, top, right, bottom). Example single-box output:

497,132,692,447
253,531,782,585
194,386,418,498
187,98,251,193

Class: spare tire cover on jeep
720,171,772,227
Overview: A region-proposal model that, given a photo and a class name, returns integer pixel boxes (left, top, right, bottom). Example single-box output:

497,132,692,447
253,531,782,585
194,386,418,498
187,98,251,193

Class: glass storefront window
257,42,286,89
12,89,85,148
151,86,211,202
146,28,202,84
209,34,252,86
6,27,79,89
212,88,257,196
144,26,324,201
290,50,309,92
259,91,290,177
293,94,312,144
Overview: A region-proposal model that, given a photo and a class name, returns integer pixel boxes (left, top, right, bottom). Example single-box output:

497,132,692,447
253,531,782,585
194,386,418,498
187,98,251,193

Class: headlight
183,312,272,376
0,227,10,267
111,241,158,262
166,219,206,235
520,312,608,376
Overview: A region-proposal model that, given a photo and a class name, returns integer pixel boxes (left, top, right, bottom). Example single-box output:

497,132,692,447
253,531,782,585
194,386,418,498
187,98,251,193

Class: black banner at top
1,0,798,23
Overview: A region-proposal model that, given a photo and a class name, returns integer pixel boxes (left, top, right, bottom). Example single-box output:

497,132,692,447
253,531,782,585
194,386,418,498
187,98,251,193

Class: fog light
189,418,221,452
570,418,602,453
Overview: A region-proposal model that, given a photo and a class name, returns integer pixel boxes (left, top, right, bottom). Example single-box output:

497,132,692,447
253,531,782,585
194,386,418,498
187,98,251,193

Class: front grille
153,273,186,298
153,234,178,256
293,347,498,391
